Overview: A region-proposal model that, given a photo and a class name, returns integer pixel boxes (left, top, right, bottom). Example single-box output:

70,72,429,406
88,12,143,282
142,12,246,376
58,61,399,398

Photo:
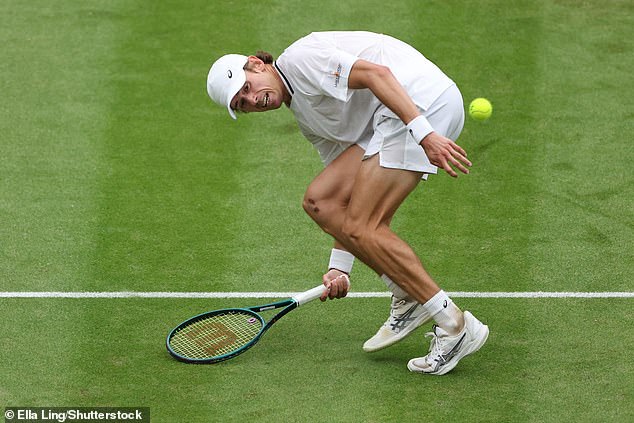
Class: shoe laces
424,326,449,364
379,297,409,332
391,297,408,314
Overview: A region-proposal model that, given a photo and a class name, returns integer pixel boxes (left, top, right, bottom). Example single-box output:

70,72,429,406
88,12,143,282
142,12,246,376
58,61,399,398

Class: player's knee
302,194,318,214
302,194,322,220
302,184,342,219
302,194,335,235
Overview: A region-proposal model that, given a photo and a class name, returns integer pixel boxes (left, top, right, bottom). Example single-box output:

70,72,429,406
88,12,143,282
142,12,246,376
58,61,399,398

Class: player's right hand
320,269,350,301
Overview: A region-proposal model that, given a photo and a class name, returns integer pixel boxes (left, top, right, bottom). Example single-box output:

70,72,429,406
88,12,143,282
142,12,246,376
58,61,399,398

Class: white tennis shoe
407,311,489,375
363,295,431,352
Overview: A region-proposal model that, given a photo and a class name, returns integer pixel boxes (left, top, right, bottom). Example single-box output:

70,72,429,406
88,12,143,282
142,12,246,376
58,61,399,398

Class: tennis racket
166,283,329,364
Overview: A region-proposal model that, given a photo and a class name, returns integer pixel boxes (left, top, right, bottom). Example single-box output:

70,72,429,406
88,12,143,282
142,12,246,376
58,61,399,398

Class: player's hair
254,51,274,64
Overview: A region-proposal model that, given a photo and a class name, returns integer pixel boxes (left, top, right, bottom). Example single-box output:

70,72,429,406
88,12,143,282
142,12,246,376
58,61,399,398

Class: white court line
0,291,632,298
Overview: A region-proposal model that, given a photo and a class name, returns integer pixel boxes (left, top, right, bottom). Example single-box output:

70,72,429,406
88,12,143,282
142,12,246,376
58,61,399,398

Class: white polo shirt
274,31,455,166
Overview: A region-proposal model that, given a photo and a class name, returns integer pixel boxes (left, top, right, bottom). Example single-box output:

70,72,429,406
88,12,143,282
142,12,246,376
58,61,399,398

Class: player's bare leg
302,145,364,239
336,155,488,374
304,148,434,348
304,152,488,374
307,153,454,309
337,155,440,301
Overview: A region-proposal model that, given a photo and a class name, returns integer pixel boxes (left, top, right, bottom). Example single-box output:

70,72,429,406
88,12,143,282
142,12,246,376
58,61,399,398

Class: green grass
1,0,633,421
1,298,632,422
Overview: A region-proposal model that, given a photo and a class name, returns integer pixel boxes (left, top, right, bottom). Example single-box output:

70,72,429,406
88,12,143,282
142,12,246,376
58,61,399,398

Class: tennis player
206,31,488,375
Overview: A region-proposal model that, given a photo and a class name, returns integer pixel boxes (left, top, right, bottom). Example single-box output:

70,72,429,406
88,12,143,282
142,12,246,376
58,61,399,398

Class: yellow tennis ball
469,98,493,121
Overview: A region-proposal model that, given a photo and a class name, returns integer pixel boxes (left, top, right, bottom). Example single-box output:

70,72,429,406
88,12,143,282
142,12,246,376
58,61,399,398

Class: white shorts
362,84,465,175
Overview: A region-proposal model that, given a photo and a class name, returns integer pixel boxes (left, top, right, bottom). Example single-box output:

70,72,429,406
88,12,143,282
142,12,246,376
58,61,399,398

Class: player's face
230,68,284,114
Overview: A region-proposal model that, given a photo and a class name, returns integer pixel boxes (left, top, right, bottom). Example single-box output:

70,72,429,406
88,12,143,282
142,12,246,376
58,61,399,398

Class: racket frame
166,299,299,364
166,284,328,364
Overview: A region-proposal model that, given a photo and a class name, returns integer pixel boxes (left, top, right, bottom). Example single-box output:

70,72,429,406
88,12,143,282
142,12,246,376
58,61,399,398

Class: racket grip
293,284,328,306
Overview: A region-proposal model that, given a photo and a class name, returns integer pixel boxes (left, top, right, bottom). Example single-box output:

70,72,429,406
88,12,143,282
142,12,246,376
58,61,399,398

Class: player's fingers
331,280,343,299
440,157,458,178
333,277,347,299
450,141,468,158
328,275,348,299
340,284,348,298
325,278,337,299
339,274,350,297
448,155,470,175
320,282,331,302
451,148,472,169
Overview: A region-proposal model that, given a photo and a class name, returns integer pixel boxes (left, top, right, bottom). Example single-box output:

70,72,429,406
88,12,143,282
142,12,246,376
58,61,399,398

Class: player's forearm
349,59,420,125
333,240,347,252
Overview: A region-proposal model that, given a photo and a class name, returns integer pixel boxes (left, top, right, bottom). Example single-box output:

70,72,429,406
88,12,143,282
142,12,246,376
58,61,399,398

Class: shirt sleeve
283,37,359,102
319,49,358,101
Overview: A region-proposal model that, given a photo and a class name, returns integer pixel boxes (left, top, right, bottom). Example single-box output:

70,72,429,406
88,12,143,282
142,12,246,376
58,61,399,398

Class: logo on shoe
436,334,466,366
390,304,421,333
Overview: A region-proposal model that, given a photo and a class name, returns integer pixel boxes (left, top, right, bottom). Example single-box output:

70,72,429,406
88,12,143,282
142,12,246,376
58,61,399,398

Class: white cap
206,54,248,119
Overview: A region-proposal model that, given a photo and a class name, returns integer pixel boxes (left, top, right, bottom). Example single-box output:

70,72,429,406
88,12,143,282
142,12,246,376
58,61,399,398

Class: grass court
1,0,632,421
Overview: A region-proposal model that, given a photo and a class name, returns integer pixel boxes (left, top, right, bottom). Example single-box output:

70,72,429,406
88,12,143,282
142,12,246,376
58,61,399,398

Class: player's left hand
420,132,472,177
320,269,350,301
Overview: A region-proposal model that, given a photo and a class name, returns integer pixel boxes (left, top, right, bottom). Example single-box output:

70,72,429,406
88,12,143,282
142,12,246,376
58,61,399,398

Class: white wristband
406,115,434,142
328,248,355,274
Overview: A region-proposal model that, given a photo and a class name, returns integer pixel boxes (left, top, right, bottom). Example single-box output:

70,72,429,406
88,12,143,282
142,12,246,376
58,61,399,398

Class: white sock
381,274,410,299
422,290,464,335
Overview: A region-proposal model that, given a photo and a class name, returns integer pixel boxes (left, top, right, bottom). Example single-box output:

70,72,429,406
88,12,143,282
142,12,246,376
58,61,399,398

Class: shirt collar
274,61,294,97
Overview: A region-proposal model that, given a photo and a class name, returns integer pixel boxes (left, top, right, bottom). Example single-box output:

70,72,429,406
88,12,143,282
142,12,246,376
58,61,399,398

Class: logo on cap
227,70,233,79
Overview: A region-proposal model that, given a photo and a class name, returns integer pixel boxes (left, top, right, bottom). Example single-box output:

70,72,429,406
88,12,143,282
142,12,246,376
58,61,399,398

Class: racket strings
169,311,262,359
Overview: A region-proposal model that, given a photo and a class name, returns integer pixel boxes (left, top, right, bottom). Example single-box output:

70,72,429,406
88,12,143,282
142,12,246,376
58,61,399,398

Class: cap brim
224,71,246,120
227,104,237,120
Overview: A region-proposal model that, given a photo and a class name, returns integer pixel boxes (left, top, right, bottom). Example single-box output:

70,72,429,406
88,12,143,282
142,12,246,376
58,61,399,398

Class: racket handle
294,276,351,306
293,284,328,306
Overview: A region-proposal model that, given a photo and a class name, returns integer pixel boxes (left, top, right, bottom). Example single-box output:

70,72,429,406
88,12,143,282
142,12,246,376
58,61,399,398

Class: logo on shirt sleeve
333,63,343,88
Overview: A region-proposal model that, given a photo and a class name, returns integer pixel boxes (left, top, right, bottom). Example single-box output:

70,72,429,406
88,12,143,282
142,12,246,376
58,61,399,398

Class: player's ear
246,55,265,72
